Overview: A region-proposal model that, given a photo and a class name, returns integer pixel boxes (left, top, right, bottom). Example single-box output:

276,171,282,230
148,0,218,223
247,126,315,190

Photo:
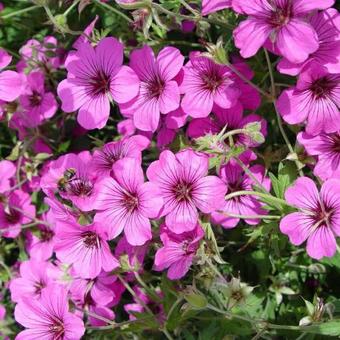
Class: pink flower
180,53,240,118
26,211,56,261
0,160,15,193
95,158,164,245
125,45,184,132
280,177,340,259
154,224,204,280
70,272,124,307
73,15,99,49
211,162,271,229
92,135,150,176
277,63,340,135
15,284,85,340
57,37,140,129
187,102,267,148
298,131,340,180
10,259,60,303
202,0,231,15
54,220,119,279
0,48,23,102
278,8,340,75
147,149,227,233
0,190,35,238
233,0,334,63
41,151,100,212
19,71,57,127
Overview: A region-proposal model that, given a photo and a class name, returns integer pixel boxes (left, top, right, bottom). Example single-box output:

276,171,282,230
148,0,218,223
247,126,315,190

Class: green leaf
301,320,340,336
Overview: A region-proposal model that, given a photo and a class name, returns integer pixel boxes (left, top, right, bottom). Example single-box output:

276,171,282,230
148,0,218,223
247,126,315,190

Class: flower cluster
0,0,339,338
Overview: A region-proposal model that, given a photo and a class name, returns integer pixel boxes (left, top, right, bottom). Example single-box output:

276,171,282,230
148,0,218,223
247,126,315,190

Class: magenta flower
0,48,23,102
278,8,340,75
92,135,150,176
15,284,85,340
211,162,271,229
280,177,340,259
154,224,204,280
233,0,334,63
0,160,15,193
20,71,57,127
147,149,227,233
180,54,239,118
54,220,119,279
277,63,340,135
57,37,140,129
125,45,184,132
298,131,340,180
26,211,56,261
202,0,231,15
0,190,35,238
41,151,100,212
187,102,267,148
10,259,60,303
94,158,164,245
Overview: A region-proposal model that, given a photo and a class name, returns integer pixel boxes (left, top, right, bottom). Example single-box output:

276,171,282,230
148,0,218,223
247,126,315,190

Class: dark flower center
309,76,337,100
269,2,292,28
312,201,334,228
29,91,42,107
41,228,54,242
146,76,165,99
49,318,65,339
5,208,21,224
122,192,139,212
34,280,45,294
66,178,93,197
81,231,99,248
173,182,193,202
330,134,340,153
202,71,224,92
90,71,111,96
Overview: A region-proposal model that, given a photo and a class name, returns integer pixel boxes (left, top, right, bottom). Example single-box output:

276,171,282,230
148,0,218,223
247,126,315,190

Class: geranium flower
180,53,239,118
147,149,227,233
125,45,184,132
278,8,340,75
187,102,267,148
92,135,149,176
298,131,340,180
154,224,204,280
233,0,334,63
0,190,35,238
0,160,15,193
0,48,23,102
40,151,100,212
10,259,60,303
95,158,164,245
277,63,340,135
54,220,119,279
280,177,340,259
211,162,271,229
57,37,140,129
19,71,57,127
15,284,85,340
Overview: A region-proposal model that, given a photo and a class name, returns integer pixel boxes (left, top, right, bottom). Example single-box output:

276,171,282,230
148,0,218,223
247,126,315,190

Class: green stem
217,211,280,220
225,190,293,209
93,0,133,23
224,60,271,98
167,298,183,323
134,271,161,302
179,0,197,15
151,3,233,29
117,274,154,317
0,259,12,279
63,0,80,16
263,48,304,177
0,5,40,20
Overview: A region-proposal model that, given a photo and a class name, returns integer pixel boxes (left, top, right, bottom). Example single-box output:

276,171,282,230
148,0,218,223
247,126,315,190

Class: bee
57,168,77,192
